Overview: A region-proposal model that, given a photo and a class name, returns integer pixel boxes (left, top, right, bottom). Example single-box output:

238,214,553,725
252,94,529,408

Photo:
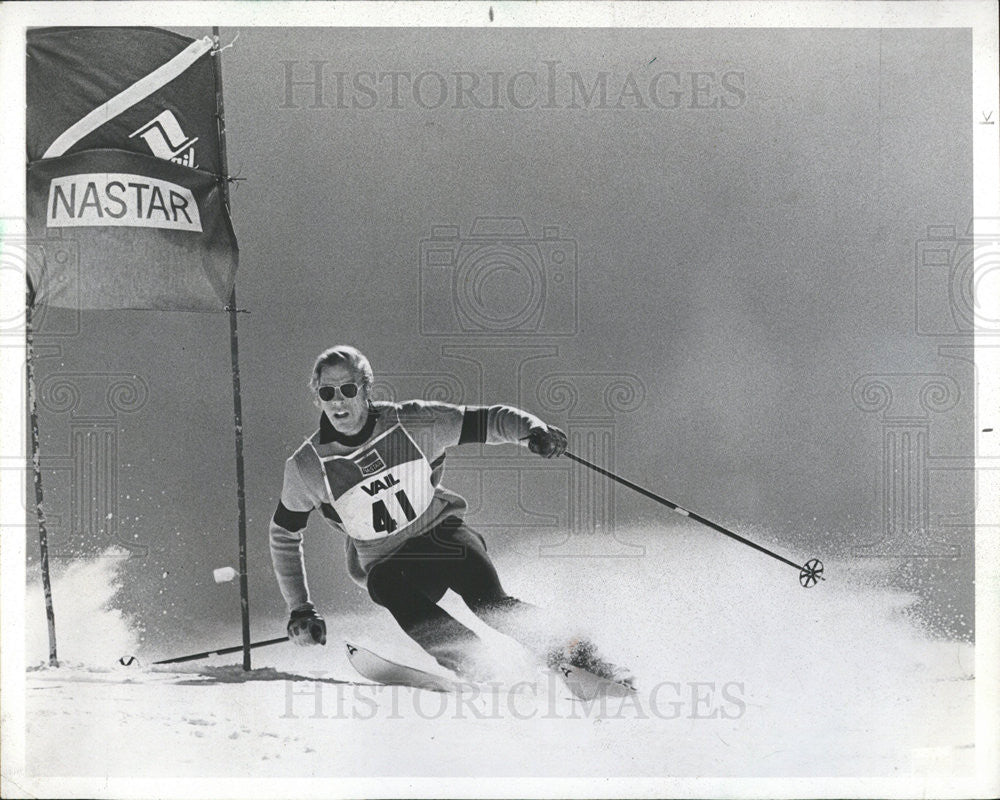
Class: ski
554,662,636,701
346,640,635,702
344,641,463,692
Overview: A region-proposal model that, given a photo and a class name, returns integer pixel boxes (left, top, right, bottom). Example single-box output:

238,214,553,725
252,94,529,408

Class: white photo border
1,2,996,798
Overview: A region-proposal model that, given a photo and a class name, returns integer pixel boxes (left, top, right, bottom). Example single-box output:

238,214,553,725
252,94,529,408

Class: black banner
26,27,237,310
27,149,237,310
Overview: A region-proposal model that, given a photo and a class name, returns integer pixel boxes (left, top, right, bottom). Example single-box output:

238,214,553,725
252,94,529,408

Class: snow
16,528,977,792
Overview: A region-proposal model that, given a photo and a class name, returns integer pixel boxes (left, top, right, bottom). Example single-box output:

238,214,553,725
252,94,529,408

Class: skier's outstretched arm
460,403,568,457
405,400,567,457
269,458,327,646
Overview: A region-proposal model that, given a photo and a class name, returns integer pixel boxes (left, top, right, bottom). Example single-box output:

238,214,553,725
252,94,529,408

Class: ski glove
527,425,568,458
287,606,327,646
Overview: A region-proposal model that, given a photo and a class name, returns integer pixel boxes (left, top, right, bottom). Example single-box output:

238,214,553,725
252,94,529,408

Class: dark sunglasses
318,382,359,401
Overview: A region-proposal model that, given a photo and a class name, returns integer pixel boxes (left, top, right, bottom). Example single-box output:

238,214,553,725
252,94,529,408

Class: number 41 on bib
372,489,417,534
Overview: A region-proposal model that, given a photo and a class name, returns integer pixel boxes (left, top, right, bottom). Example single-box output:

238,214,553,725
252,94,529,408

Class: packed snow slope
24,526,974,780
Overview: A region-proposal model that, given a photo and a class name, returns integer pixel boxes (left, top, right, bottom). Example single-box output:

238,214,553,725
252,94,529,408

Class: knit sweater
269,400,546,611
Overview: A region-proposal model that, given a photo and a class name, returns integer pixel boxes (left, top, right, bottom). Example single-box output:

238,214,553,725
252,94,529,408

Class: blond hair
309,345,374,394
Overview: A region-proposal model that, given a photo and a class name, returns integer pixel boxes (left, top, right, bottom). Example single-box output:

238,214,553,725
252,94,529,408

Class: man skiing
269,345,626,683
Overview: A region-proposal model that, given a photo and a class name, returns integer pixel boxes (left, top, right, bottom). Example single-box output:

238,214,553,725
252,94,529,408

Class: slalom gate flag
25,27,238,310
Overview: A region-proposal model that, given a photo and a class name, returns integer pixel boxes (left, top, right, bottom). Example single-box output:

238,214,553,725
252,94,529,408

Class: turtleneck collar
319,407,378,447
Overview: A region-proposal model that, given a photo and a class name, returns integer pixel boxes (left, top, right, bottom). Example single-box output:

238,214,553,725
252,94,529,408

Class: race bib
315,425,435,541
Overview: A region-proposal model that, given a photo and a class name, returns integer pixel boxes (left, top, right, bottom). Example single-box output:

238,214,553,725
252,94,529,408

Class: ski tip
556,663,636,697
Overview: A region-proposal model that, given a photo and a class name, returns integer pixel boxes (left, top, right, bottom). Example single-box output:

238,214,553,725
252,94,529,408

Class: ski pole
121,635,290,666
562,450,824,588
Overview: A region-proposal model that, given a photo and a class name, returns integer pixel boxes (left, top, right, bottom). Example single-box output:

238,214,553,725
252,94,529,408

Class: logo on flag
356,450,387,476
46,172,202,232
130,110,199,168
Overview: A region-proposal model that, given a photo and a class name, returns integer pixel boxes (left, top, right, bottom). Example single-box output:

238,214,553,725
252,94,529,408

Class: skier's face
317,363,369,435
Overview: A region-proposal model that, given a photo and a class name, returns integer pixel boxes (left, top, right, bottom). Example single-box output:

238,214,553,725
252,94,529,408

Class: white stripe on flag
42,36,214,159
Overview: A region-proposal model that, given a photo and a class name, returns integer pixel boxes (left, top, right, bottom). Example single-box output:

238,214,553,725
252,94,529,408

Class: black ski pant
365,516,538,674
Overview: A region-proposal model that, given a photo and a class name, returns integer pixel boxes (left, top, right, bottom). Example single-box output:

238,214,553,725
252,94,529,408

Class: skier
269,345,627,683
